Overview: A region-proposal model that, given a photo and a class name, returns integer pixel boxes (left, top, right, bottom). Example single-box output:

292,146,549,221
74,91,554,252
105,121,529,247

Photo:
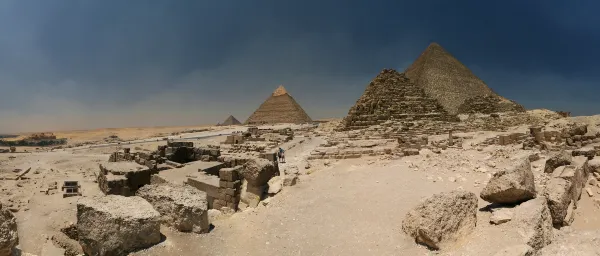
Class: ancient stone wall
214,166,243,210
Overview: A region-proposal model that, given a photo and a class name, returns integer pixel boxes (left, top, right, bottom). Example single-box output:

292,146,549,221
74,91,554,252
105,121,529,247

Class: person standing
278,147,286,163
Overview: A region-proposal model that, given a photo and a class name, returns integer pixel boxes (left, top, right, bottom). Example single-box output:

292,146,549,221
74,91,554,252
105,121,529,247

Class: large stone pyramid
404,42,524,115
342,69,456,129
218,115,241,126
245,85,312,125
343,42,525,130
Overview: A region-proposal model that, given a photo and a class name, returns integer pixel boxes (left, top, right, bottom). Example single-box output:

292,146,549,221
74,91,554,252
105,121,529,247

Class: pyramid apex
428,42,441,47
272,85,288,96
423,42,446,53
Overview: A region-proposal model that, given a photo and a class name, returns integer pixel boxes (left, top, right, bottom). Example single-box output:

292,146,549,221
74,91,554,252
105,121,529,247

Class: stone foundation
97,162,152,196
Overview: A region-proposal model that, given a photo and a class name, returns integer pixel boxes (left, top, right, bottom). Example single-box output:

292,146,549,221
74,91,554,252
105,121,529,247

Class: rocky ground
2,113,600,255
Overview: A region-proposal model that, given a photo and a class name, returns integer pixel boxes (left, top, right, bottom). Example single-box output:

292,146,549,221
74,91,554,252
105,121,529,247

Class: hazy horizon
1,0,598,133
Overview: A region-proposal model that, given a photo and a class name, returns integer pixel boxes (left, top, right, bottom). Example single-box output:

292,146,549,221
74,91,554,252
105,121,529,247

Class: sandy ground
131,143,544,256
3,118,600,255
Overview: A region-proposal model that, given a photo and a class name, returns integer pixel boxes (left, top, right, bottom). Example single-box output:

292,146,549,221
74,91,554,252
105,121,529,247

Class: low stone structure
402,190,478,250
0,203,18,256
239,159,279,207
97,162,153,196
214,166,243,210
136,184,210,233
109,142,221,167
77,196,161,256
186,174,220,209
224,135,245,145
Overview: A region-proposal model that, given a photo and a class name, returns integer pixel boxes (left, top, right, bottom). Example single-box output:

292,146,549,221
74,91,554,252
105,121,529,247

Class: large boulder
544,151,572,173
77,195,161,256
402,190,478,250
136,184,209,233
241,158,279,186
0,203,18,256
512,197,553,250
481,158,536,204
537,230,600,255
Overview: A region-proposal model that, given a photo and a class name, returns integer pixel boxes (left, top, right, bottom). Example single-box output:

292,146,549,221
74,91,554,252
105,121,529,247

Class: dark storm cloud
0,0,598,132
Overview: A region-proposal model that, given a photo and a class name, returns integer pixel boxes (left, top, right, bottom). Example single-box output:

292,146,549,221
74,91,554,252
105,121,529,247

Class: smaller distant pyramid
245,85,312,125
219,115,242,126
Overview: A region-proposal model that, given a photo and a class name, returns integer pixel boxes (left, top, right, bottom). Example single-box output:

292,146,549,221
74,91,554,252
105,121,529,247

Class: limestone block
77,195,161,256
544,177,573,227
241,159,279,186
219,166,241,182
490,208,514,225
513,197,553,250
240,180,265,208
267,176,283,194
136,184,209,233
480,158,536,204
402,190,477,250
544,151,572,173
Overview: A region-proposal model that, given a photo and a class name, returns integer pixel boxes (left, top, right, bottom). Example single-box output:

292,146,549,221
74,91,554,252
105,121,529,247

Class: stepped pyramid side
219,115,241,126
245,86,312,125
342,69,456,130
405,43,524,115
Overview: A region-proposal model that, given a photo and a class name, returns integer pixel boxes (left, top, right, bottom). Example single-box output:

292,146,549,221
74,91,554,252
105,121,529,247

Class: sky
0,0,598,133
